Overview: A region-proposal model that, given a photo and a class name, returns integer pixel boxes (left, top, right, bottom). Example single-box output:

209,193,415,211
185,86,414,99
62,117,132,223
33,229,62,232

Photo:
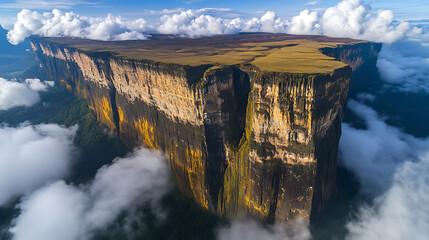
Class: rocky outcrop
30,36,380,222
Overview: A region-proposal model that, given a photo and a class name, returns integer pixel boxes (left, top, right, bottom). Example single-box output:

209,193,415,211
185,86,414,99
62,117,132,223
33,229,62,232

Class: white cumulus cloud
7,9,148,45
0,77,54,110
319,0,409,43
156,10,289,37
0,123,77,206
9,147,171,240
156,10,238,36
287,0,420,43
287,9,320,35
6,0,421,44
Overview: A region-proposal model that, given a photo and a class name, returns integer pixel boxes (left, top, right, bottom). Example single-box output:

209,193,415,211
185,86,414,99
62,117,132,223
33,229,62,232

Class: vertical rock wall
30,37,380,222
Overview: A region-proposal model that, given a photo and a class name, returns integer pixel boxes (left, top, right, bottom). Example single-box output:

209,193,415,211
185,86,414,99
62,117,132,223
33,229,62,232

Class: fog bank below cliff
339,37,429,239
0,123,76,206
9,148,171,240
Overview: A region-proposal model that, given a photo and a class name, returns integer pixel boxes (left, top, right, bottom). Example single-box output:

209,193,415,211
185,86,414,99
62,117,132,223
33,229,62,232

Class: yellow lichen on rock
134,118,157,149
101,97,112,123
117,106,125,123
185,148,208,209
66,83,72,90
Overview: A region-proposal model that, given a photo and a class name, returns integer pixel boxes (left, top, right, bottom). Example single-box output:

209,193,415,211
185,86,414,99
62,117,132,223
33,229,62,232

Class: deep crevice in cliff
202,66,251,210
320,42,382,70
231,68,251,146
98,56,122,136
109,87,120,136
267,161,281,224
185,65,213,86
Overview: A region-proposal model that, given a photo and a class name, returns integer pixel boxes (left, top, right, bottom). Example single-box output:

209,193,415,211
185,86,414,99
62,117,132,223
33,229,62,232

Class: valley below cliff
29,33,381,223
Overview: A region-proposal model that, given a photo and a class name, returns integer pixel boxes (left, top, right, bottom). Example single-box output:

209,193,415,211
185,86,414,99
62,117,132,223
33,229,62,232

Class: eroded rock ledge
30,33,381,222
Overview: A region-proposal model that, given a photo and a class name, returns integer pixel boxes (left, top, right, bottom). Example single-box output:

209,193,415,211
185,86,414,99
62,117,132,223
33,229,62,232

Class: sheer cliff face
30,36,380,222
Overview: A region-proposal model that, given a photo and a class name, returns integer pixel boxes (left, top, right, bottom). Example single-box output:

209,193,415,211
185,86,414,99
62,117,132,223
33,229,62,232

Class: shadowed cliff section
29,33,381,223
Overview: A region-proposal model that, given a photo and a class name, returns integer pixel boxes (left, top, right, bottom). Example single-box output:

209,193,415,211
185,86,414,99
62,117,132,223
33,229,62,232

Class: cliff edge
30,33,381,222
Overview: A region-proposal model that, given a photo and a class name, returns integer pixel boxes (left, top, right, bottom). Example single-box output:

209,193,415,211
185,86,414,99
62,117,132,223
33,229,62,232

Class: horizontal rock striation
30,34,380,222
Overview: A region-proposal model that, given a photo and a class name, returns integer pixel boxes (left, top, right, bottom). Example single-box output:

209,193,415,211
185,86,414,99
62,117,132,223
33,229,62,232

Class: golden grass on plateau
45,33,364,73
249,40,349,73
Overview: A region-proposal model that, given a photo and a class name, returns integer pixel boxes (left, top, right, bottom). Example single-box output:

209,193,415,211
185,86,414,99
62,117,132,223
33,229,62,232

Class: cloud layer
346,153,429,240
0,123,77,206
9,147,171,240
0,78,54,110
377,40,429,93
339,100,429,195
339,100,429,239
6,0,420,44
218,218,310,240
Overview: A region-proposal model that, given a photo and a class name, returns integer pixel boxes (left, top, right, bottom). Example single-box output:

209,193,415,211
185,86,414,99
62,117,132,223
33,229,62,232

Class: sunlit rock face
30,33,380,222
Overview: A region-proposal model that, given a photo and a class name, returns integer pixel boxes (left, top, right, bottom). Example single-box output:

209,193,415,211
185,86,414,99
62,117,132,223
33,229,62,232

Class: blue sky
0,0,428,25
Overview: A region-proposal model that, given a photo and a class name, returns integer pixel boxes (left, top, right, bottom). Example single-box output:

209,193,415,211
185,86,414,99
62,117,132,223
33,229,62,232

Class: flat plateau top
41,33,364,73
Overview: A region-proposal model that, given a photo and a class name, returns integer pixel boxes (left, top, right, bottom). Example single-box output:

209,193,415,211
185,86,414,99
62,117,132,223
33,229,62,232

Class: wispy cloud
0,0,100,10
143,8,186,15
182,0,205,4
142,7,234,16
0,17,17,30
305,1,323,6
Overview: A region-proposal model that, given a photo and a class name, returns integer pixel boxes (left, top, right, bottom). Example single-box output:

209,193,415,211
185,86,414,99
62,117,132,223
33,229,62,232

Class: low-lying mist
0,123,77,206
9,148,171,240
0,78,54,110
